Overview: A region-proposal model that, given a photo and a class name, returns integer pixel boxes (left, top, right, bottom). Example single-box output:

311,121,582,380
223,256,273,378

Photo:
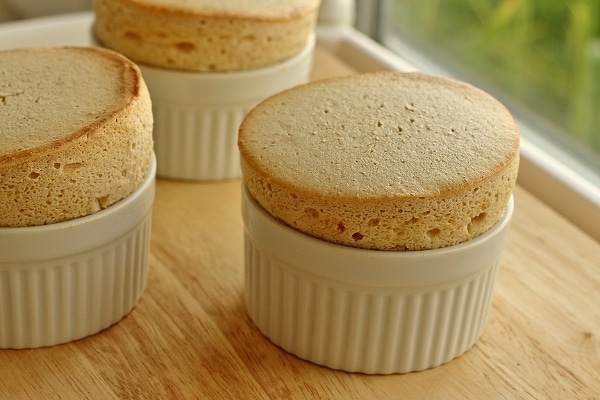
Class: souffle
93,0,321,71
238,71,520,251
0,46,153,227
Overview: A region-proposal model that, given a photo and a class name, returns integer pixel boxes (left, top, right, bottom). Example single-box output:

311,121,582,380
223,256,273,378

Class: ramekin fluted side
244,234,500,374
241,185,513,374
152,103,248,181
0,217,151,348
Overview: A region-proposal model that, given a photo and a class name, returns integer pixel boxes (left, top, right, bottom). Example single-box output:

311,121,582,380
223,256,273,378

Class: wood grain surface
0,46,599,400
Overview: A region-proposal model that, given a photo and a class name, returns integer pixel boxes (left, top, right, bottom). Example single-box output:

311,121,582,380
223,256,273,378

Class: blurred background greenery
389,0,600,159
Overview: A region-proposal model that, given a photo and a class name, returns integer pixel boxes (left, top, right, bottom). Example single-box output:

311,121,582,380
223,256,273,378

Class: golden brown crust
0,46,141,167
93,0,321,71
238,71,520,250
0,46,153,227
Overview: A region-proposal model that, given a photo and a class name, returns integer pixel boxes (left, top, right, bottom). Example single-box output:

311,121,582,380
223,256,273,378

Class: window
353,0,600,240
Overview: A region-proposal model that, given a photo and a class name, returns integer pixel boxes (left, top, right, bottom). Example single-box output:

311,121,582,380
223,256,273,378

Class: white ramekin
138,34,315,181
0,154,156,349
242,185,514,374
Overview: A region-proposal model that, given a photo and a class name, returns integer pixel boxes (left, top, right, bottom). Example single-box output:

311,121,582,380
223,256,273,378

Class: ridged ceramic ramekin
138,34,315,181
0,154,156,349
242,185,514,374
